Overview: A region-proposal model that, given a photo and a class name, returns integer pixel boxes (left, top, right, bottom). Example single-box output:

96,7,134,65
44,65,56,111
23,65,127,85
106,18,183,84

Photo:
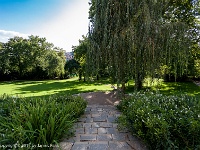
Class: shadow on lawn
1,78,200,99
156,81,200,98
8,78,111,98
126,81,200,98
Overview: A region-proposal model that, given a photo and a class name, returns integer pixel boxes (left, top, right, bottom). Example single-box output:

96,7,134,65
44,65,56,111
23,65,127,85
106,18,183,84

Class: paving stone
92,114,101,117
84,111,91,115
53,142,73,150
91,122,100,128
109,110,118,115
107,114,115,117
107,116,117,123
80,134,97,141
103,105,115,110
72,134,81,142
86,114,92,118
91,111,100,115
97,134,112,141
106,128,118,134
112,133,128,141
56,105,148,150
93,116,107,122
85,128,98,134
71,142,89,150
88,141,109,150
78,117,86,122
115,114,121,117
127,140,148,150
99,113,108,118
109,141,132,150
75,128,85,134
127,134,140,141
99,122,113,128
85,118,93,123
85,107,91,111
65,137,76,143
91,108,98,111
82,123,92,128
112,123,118,128
97,108,104,112
98,128,107,134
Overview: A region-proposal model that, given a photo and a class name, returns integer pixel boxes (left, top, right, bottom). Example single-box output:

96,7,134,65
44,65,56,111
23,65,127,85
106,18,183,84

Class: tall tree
73,36,88,81
88,0,198,91
3,37,31,78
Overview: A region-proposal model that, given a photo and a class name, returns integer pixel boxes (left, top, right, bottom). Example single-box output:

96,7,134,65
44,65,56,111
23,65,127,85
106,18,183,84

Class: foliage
0,94,87,149
0,42,2,49
117,92,200,149
88,0,199,91
72,35,88,81
0,36,66,80
65,59,80,78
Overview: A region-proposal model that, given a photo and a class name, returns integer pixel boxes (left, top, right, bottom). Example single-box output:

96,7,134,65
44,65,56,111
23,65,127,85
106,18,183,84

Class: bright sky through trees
0,0,89,52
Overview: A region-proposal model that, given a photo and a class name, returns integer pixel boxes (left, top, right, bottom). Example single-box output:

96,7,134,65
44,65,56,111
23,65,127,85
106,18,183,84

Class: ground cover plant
117,91,200,150
0,94,87,149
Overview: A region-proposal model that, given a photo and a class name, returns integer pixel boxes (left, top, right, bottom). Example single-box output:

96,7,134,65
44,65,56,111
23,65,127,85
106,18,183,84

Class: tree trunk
96,74,99,80
79,70,82,81
121,82,126,98
135,73,143,91
83,73,86,82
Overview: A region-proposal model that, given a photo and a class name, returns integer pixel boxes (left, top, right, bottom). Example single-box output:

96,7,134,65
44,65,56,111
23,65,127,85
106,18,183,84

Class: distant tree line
0,36,67,81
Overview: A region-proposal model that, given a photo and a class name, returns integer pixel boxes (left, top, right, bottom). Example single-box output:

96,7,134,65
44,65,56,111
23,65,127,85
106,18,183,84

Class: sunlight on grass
126,78,200,98
1,77,200,98
0,77,112,98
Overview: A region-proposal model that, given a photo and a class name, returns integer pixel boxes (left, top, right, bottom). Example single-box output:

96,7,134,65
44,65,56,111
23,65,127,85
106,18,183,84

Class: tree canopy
87,0,199,91
72,35,88,81
0,36,66,80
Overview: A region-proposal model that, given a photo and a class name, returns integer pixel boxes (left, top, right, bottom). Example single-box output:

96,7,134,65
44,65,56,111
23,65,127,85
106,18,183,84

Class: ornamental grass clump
117,92,200,150
0,94,87,149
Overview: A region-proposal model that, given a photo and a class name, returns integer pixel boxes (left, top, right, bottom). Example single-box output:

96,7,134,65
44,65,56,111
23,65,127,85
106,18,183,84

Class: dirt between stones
78,91,122,105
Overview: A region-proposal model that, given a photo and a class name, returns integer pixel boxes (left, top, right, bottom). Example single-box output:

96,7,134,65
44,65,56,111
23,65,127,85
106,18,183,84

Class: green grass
0,77,112,98
126,78,200,98
1,77,200,98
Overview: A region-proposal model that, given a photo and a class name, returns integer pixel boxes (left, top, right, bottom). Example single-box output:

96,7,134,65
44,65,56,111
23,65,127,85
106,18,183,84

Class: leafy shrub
0,94,87,149
117,92,200,150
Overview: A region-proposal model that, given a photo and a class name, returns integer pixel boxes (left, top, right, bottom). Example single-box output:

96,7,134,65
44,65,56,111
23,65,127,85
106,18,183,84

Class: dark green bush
0,94,87,149
117,92,200,150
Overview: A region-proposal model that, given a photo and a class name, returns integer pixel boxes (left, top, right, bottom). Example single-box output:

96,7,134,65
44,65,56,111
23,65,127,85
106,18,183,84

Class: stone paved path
55,105,147,150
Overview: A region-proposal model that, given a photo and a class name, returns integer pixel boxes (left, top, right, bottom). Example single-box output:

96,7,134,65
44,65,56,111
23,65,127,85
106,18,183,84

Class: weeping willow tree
87,0,193,91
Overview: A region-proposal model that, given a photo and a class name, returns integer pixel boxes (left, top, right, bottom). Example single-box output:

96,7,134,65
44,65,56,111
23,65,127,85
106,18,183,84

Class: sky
0,0,90,52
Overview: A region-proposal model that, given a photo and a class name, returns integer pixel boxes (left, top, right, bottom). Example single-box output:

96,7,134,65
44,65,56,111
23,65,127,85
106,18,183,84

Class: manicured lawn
1,77,200,98
155,81,200,97
0,77,112,97
126,78,200,98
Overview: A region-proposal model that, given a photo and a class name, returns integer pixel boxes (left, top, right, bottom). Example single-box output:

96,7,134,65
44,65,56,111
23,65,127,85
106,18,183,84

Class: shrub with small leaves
117,92,200,150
